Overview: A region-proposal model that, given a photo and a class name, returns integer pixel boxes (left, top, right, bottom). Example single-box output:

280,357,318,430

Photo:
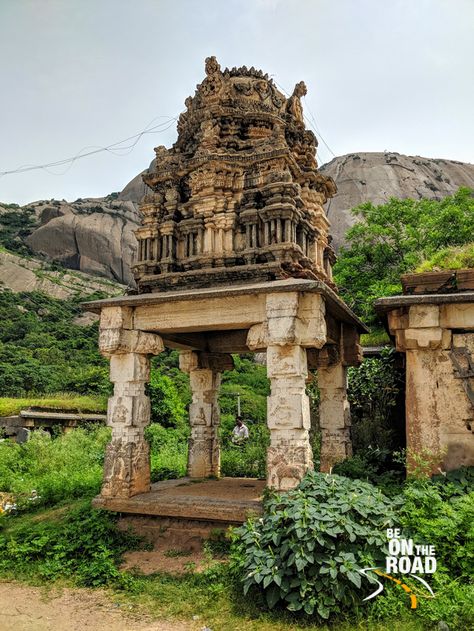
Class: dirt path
0,581,196,631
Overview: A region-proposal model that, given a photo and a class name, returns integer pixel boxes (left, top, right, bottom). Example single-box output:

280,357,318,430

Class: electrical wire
0,116,177,179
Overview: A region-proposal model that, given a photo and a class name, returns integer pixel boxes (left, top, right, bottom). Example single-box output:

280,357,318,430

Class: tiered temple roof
133,57,337,292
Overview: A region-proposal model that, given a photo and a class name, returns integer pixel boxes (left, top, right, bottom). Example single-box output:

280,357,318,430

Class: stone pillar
179,351,221,478
98,306,164,499
387,303,474,474
318,361,352,472
248,292,327,491
266,344,313,490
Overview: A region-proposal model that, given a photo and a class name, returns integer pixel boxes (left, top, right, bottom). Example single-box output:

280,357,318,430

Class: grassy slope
0,394,106,417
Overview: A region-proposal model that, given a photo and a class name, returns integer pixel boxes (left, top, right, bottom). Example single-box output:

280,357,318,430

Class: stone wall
385,299,474,472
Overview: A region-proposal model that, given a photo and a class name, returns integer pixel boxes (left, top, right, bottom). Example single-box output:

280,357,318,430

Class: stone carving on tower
133,57,337,292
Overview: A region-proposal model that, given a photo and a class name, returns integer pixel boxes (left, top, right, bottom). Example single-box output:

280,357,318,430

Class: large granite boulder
25,198,141,285
320,152,474,249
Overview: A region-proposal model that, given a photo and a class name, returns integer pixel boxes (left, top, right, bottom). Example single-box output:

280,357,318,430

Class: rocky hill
0,248,122,299
320,152,474,249
0,197,140,287
1,152,473,287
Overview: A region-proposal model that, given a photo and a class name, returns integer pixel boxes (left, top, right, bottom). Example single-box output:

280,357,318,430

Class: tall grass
0,427,109,508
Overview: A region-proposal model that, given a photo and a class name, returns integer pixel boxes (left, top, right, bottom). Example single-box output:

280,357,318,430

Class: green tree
334,188,474,325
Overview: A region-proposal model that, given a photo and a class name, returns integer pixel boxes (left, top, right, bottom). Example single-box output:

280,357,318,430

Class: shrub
0,427,109,509
368,476,474,628
231,471,394,620
0,501,141,586
147,369,186,429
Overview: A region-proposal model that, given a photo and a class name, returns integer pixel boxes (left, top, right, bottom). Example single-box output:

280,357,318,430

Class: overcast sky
1,0,473,205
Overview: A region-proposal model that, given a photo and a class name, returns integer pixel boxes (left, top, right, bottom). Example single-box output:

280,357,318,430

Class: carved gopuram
85,58,367,521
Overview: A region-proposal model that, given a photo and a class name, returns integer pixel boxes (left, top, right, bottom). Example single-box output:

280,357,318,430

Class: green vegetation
0,289,110,397
0,427,108,508
0,393,106,417
0,429,471,629
334,187,474,325
0,205,37,255
416,242,474,272
232,472,393,619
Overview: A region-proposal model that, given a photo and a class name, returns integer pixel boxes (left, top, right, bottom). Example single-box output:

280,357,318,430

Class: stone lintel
82,278,368,334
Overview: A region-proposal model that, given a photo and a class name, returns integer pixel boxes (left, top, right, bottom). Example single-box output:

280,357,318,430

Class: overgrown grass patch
0,427,109,508
0,393,107,417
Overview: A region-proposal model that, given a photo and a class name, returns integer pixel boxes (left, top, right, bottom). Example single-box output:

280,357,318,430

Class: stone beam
134,295,266,333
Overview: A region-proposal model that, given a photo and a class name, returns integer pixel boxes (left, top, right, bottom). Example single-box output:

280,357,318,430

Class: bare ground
0,581,196,631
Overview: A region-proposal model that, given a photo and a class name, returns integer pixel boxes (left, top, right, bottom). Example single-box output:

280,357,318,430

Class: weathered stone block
296,294,327,348
246,322,268,351
267,390,310,429
107,394,151,428
100,306,133,331
408,305,440,329
110,352,150,384
387,308,408,335
99,329,164,357
397,327,451,350
440,303,474,330
267,429,313,491
179,350,200,373
100,439,150,499
320,429,352,472
266,345,307,378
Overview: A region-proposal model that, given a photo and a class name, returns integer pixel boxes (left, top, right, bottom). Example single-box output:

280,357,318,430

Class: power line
0,116,177,178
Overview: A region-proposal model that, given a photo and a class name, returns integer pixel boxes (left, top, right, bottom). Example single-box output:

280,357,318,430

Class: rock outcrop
23,198,141,286
320,152,474,249
0,249,123,299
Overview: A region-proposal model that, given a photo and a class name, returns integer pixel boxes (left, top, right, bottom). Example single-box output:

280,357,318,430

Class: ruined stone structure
133,57,336,293
376,286,474,474
86,59,366,518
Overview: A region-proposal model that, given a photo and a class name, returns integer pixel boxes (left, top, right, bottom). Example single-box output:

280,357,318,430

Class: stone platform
92,477,265,523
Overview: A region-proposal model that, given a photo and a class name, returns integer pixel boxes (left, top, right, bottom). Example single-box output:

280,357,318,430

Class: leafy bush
334,188,474,324
0,501,141,586
147,369,186,429
145,423,188,481
231,472,394,620
368,476,474,628
0,427,109,509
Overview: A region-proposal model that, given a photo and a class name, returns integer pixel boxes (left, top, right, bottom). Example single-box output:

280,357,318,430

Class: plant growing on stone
230,471,394,620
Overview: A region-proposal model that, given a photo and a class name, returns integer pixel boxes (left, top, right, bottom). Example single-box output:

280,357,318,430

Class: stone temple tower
86,58,366,507
133,56,337,293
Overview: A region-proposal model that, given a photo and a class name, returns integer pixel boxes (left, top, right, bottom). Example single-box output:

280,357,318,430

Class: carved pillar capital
246,292,326,350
